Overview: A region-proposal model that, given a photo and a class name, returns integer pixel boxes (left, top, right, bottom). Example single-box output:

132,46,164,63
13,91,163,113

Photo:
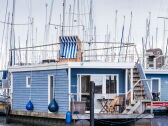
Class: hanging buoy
26,100,34,111
2,70,8,79
48,98,59,112
66,111,72,124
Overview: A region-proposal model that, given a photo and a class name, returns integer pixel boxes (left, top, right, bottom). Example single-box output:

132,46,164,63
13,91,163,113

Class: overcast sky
0,0,168,68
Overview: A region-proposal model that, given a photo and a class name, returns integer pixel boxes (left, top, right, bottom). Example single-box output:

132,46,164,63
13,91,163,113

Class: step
126,106,132,110
134,93,146,96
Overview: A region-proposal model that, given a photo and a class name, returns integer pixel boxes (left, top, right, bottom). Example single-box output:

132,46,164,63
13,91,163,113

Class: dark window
106,75,117,93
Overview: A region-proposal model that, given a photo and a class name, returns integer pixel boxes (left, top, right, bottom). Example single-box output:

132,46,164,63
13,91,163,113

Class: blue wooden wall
71,68,125,94
12,69,69,114
146,74,168,101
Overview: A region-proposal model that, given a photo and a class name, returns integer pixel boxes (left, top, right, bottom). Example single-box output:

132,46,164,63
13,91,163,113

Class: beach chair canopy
60,36,78,59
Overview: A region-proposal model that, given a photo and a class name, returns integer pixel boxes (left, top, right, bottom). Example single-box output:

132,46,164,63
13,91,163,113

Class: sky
0,0,168,68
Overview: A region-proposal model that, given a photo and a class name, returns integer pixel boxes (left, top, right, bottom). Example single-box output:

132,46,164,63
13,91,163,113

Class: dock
10,110,153,120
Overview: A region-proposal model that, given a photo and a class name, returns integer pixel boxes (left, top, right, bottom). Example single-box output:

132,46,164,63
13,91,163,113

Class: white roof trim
68,62,135,69
8,62,135,72
145,69,168,74
8,62,69,72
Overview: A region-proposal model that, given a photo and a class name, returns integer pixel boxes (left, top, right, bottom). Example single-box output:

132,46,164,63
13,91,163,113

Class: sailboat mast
62,0,66,36
158,16,168,54
128,12,132,43
89,0,93,61
77,0,80,34
9,0,16,66
114,10,118,42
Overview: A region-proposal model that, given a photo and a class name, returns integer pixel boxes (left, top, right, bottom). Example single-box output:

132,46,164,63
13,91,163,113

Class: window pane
91,75,103,94
106,75,117,93
28,77,31,85
26,76,31,88
81,75,90,93
152,79,159,93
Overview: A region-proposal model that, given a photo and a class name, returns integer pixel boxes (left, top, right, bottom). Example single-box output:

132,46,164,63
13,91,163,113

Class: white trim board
145,69,168,74
9,62,135,72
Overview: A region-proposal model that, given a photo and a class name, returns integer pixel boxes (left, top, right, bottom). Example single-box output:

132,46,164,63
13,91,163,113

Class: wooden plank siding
12,69,69,114
146,74,168,101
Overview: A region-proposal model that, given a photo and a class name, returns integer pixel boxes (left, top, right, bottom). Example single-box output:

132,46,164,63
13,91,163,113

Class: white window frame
77,74,119,101
48,75,54,105
26,76,31,88
151,78,161,93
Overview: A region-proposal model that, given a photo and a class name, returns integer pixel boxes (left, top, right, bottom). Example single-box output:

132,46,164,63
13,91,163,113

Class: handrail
126,79,152,101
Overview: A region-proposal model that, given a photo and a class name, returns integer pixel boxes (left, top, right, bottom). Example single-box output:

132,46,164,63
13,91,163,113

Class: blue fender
26,100,34,111
48,98,59,112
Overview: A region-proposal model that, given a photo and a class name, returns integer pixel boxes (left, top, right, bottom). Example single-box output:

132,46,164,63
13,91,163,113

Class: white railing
12,42,140,66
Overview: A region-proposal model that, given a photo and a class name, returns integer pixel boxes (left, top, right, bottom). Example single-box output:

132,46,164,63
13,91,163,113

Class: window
151,78,160,93
151,78,160,101
26,76,31,88
48,75,54,104
106,75,117,93
91,75,103,94
81,75,90,94
78,74,118,112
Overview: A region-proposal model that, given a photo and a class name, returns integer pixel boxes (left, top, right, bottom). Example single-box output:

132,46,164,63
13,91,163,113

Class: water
0,116,167,126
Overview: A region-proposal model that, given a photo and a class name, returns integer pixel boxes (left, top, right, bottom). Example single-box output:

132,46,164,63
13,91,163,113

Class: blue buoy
66,111,72,124
26,100,34,111
2,70,8,79
48,98,59,112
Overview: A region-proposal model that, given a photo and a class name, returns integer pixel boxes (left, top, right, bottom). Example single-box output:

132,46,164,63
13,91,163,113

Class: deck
10,110,154,120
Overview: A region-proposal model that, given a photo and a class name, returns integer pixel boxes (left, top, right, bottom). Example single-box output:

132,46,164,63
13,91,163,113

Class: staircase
133,66,147,101
136,63,151,100
123,63,151,114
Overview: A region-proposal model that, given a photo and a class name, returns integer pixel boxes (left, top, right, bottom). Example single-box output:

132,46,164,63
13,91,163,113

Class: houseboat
7,35,155,125
144,48,168,114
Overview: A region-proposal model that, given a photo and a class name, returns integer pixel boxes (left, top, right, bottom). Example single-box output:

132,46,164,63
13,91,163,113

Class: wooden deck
72,113,153,120
11,110,65,119
11,110,153,120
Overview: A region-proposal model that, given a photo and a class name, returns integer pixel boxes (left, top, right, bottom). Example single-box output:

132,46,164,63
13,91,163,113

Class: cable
0,20,32,25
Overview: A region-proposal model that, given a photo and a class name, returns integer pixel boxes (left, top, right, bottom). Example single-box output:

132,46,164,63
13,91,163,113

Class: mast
68,5,71,34
9,0,16,66
158,16,168,54
71,0,76,34
89,0,93,61
128,11,132,43
0,0,9,69
62,0,66,36
156,27,158,48
118,16,125,62
114,10,118,42
77,0,80,34
125,12,133,61
5,13,10,69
